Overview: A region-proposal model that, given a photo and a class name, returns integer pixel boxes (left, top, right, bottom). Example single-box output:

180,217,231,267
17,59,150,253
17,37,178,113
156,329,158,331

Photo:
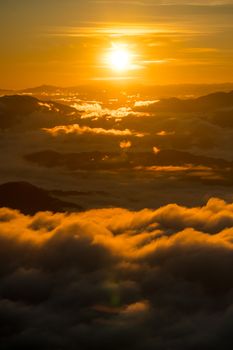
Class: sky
0,0,233,88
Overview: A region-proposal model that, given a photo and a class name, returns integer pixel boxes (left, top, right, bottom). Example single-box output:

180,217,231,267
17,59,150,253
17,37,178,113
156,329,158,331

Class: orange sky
0,0,233,88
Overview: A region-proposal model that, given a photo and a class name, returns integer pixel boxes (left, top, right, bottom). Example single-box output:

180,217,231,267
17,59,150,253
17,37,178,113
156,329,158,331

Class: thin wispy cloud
47,24,208,38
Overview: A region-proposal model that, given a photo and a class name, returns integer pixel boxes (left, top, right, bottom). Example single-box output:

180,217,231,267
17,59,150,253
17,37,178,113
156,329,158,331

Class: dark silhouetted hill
134,91,233,113
0,182,83,214
0,95,79,130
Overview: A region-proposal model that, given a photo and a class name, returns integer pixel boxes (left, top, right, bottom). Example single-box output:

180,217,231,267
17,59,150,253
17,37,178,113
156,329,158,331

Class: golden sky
0,0,233,88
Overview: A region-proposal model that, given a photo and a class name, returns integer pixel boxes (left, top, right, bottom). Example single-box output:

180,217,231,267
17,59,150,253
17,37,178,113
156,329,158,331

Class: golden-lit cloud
134,100,159,107
152,146,160,154
120,140,132,149
43,124,145,137
71,102,149,119
0,198,233,347
156,130,175,136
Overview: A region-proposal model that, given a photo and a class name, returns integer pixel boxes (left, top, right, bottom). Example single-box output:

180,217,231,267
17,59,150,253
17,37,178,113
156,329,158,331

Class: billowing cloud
0,198,233,348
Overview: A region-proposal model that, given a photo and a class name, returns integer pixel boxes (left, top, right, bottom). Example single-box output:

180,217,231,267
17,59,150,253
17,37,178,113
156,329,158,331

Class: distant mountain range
25,149,233,170
1,89,232,119
1,83,233,99
1,90,232,131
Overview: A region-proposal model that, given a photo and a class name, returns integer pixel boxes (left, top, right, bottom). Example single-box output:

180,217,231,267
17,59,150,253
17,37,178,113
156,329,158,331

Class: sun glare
108,46,132,72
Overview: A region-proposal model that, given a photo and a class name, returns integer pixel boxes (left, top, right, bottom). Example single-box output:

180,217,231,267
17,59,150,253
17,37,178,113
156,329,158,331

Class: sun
108,46,131,72
109,49,130,71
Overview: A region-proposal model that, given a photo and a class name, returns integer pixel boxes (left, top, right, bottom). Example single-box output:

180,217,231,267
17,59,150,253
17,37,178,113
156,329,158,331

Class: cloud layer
0,198,233,349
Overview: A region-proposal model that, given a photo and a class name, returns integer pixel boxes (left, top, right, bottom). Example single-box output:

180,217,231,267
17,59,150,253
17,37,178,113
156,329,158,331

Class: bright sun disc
108,48,131,72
